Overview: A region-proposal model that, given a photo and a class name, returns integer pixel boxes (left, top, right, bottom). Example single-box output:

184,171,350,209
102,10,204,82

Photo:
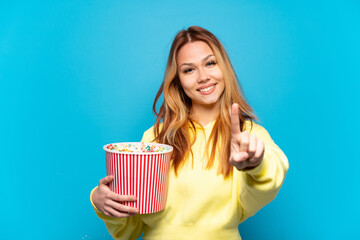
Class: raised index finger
231,103,241,135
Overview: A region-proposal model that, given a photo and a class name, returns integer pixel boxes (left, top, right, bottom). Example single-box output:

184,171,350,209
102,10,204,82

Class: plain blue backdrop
1,0,359,239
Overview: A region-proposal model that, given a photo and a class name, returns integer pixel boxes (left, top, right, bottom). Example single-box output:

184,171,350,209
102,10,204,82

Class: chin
199,99,220,106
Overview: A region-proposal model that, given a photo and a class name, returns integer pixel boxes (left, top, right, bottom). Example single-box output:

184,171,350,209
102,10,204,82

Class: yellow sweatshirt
90,120,289,240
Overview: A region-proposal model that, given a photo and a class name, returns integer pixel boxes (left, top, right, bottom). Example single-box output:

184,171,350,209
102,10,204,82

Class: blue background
1,0,359,239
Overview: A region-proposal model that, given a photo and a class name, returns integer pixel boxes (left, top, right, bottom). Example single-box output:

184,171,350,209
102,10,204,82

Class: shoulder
140,123,163,143
141,126,155,143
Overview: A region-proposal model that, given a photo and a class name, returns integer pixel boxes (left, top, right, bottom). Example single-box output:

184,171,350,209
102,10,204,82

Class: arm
229,104,289,222
89,128,155,239
237,123,289,222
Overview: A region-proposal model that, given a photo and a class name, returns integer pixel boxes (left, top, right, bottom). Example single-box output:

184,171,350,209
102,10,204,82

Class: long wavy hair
152,26,257,177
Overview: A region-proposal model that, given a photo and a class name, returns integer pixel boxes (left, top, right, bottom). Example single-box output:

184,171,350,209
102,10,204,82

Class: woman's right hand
92,175,139,218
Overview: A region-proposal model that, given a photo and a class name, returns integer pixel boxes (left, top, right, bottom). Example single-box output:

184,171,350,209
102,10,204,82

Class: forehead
177,41,214,64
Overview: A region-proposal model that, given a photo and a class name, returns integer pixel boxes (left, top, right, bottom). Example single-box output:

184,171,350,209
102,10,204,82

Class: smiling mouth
198,84,216,92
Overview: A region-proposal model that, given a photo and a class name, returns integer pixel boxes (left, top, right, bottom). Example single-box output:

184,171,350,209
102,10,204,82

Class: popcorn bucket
104,142,173,214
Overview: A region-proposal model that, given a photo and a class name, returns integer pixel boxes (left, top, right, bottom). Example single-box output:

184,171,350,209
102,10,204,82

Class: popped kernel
106,143,169,153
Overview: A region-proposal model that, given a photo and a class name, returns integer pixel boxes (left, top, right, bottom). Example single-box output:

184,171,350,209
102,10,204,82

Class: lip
197,83,217,95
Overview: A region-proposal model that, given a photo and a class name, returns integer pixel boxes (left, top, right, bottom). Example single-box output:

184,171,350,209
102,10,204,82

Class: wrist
90,186,101,212
235,158,262,171
242,158,267,177
240,163,261,171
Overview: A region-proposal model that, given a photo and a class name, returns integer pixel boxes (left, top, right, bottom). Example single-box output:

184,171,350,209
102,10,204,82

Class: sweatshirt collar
190,120,216,130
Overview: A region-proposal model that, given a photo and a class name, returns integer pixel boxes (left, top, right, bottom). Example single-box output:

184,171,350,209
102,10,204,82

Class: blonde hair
152,26,257,177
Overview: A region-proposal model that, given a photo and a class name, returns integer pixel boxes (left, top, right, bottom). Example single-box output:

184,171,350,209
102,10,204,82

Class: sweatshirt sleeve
90,187,144,240
238,122,289,222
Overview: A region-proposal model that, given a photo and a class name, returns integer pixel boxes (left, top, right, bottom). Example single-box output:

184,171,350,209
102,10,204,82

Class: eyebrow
179,54,214,68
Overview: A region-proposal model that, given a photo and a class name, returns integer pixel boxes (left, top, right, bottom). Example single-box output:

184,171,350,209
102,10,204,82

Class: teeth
199,85,214,92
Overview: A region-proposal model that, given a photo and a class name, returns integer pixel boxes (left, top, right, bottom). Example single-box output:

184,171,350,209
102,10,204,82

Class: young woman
90,26,289,240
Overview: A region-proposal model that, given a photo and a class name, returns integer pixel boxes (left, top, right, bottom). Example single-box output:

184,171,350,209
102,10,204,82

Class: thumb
99,175,114,185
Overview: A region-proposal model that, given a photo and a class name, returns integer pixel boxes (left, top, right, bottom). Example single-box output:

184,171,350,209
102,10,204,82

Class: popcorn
106,143,168,153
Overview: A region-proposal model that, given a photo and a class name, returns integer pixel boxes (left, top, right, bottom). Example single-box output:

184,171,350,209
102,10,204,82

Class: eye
183,67,194,74
206,60,217,67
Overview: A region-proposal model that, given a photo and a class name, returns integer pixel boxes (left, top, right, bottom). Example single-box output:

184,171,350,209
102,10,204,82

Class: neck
190,102,220,127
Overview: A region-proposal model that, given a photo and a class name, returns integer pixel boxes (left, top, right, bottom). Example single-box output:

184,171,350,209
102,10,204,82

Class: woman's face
177,41,225,109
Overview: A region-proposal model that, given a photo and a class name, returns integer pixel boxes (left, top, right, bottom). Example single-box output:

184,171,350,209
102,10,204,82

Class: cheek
210,67,224,81
179,76,195,92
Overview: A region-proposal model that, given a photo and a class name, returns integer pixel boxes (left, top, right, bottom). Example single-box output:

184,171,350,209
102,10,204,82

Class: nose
197,67,210,83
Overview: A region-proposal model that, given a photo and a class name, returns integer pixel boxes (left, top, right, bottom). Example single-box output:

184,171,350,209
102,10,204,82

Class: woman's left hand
230,103,265,170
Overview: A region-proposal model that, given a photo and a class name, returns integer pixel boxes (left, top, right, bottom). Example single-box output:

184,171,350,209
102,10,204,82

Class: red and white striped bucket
104,142,173,214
